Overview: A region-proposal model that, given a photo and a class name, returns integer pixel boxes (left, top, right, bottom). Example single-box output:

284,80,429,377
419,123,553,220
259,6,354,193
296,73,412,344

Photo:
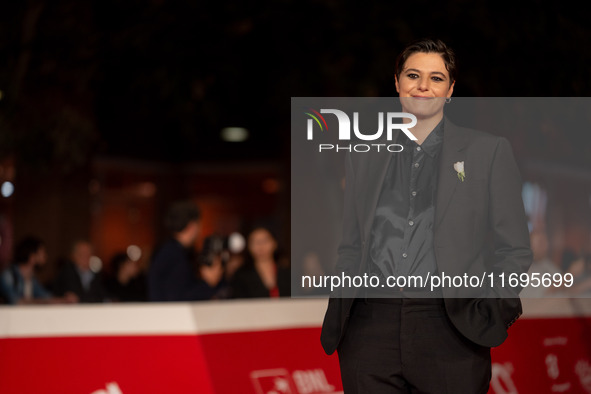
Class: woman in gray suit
320,38,532,393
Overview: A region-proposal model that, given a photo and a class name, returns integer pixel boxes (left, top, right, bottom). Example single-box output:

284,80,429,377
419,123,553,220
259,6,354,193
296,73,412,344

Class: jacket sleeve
0,269,18,304
487,137,533,298
331,152,362,298
321,152,361,354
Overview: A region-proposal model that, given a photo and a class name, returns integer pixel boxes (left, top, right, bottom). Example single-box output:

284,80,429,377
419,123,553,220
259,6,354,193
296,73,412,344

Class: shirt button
408,220,414,226
411,191,417,197
416,146,421,151
402,253,408,258
414,162,419,168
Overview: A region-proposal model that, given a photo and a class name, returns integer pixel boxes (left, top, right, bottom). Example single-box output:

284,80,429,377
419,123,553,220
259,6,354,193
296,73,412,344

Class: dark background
1,0,590,164
0,0,590,279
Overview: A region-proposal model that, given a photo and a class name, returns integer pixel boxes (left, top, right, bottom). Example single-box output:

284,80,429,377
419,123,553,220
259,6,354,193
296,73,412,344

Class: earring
445,98,451,104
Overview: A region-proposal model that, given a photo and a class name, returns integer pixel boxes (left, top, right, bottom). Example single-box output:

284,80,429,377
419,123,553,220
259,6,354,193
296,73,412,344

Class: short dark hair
110,252,131,275
14,236,44,265
395,38,457,86
243,225,281,267
165,200,201,233
70,239,91,254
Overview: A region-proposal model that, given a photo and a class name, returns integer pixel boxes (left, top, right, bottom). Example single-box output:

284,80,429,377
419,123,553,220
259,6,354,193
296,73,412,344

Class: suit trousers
337,297,491,393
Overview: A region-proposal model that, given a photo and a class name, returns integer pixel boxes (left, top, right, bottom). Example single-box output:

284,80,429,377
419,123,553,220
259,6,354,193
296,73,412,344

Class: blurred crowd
0,201,291,305
521,229,591,298
3,198,591,305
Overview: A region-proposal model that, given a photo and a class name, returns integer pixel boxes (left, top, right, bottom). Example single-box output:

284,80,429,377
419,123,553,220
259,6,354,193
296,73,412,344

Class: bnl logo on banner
304,109,418,152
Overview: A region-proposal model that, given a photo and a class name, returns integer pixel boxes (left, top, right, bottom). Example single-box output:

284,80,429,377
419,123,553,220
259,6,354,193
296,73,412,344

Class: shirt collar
407,117,444,158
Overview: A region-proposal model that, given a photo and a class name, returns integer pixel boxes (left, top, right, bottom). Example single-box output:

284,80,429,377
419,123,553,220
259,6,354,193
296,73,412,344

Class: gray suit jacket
320,118,533,354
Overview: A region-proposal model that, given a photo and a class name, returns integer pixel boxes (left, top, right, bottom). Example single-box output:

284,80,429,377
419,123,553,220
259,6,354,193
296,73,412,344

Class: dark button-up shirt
148,239,223,301
369,118,444,288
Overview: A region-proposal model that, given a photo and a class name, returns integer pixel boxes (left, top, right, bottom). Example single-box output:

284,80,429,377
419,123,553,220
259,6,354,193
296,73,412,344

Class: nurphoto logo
304,108,418,152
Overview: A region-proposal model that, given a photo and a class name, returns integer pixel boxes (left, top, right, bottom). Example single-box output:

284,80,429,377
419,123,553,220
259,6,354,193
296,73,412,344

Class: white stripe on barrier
521,297,591,318
190,298,328,334
0,298,329,338
0,303,197,338
0,298,589,339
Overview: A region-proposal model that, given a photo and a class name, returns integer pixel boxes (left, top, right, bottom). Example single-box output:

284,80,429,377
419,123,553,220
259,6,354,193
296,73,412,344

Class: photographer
148,201,224,301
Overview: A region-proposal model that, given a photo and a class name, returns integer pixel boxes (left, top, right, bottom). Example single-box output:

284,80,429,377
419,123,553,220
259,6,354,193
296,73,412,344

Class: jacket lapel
356,119,469,238
356,133,398,240
434,119,469,231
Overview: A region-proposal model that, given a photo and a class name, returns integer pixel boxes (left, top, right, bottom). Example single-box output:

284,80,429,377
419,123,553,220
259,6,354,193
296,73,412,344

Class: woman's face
121,259,139,278
395,52,455,120
33,246,47,266
248,229,277,261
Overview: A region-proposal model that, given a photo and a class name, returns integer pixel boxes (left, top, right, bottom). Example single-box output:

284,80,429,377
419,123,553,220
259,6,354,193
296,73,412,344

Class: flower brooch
454,161,465,182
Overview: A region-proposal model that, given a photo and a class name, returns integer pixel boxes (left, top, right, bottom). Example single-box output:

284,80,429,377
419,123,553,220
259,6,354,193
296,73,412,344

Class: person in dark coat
54,240,105,303
231,226,290,298
148,200,225,301
104,252,147,302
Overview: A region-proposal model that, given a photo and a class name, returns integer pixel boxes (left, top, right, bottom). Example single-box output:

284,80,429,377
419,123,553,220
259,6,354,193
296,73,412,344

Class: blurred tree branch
0,0,98,174
11,0,45,102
